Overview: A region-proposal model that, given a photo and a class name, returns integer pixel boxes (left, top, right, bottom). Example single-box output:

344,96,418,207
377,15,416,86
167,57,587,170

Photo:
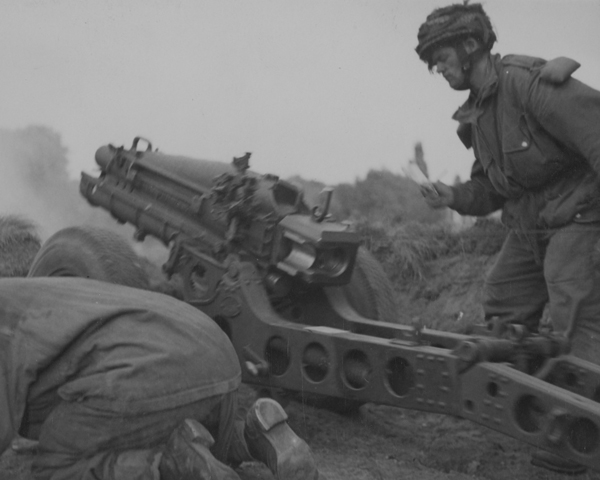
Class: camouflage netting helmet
416,2,496,66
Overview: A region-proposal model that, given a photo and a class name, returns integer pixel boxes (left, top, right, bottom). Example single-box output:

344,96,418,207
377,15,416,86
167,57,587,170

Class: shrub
454,217,508,255
356,217,507,282
0,215,41,277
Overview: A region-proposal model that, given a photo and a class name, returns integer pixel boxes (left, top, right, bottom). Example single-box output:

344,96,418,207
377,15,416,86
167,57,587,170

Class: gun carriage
28,137,600,471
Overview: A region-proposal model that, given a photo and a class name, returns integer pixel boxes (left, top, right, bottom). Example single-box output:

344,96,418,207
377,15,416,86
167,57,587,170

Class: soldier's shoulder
498,55,547,93
501,54,546,72
501,54,581,85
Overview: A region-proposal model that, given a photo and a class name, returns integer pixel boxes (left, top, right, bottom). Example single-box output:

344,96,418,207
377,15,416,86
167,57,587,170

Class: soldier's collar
452,54,502,124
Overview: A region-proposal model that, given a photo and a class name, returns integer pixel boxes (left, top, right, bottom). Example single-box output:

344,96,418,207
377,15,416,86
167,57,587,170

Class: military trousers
483,221,600,364
30,392,239,480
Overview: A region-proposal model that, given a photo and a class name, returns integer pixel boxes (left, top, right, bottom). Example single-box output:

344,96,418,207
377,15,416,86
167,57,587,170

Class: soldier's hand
421,181,454,209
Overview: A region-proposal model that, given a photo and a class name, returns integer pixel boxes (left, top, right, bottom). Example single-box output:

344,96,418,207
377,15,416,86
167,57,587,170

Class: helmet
416,2,496,66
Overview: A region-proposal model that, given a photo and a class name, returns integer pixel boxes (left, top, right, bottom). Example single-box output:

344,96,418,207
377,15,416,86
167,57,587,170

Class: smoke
0,125,171,265
0,125,170,265
0,126,165,249
0,125,104,241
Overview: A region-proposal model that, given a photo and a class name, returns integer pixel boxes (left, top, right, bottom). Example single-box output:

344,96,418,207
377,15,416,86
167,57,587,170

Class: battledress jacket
450,54,600,230
0,277,241,454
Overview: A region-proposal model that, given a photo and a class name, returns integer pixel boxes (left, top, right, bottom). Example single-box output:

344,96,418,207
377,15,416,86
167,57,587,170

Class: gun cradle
78,138,600,471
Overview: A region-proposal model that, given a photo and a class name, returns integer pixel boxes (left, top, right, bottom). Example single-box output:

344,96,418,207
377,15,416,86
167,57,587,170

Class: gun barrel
82,140,359,285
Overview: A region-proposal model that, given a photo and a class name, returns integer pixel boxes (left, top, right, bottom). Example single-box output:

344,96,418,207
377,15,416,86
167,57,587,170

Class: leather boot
244,398,319,480
159,419,241,480
531,450,586,475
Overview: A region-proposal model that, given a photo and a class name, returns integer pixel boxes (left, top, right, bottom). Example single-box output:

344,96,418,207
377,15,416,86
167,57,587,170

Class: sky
1,0,599,186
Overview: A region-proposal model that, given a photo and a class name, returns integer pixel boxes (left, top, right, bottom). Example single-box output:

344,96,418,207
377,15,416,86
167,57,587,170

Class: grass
356,217,507,282
0,215,41,277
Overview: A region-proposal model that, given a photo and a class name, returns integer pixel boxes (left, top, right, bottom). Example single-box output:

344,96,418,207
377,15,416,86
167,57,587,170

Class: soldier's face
431,46,466,90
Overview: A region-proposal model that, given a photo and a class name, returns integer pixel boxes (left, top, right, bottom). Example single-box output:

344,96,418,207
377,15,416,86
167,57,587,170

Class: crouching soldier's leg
31,394,235,480
31,393,318,480
228,397,319,480
159,419,240,480
159,389,240,480
164,396,319,480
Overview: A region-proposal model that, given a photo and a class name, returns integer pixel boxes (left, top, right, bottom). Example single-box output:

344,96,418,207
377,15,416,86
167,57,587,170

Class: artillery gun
29,137,600,471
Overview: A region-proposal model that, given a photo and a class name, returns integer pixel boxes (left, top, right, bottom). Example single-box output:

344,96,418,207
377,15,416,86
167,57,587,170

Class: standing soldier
416,2,600,475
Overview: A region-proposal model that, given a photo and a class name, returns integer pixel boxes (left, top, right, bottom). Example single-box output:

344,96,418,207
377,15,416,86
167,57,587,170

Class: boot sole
246,399,318,480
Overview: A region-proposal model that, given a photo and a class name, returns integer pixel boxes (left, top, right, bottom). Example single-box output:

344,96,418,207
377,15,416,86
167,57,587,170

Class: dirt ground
234,379,600,480
2,250,598,480
3,385,599,480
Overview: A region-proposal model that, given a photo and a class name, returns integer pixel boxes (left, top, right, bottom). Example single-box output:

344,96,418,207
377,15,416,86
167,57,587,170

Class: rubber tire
342,246,399,324
302,246,399,414
28,226,149,290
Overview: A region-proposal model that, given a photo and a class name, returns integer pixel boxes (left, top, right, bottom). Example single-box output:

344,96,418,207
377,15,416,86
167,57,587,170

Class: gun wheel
342,246,399,324
28,226,149,290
